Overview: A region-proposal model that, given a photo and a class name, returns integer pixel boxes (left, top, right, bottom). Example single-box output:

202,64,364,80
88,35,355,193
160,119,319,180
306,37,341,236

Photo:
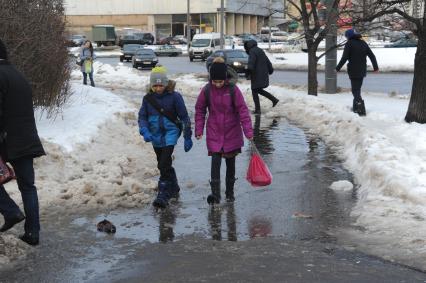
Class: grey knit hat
150,66,169,87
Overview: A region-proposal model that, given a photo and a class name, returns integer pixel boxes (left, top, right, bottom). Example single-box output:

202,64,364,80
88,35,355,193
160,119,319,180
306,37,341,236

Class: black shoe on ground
207,194,220,205
0,214,25,232
19,233,39,246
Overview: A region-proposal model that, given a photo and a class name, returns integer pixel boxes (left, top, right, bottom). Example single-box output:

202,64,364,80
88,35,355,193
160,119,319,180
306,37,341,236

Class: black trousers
0,157,40,234
211,153,236,181
251,88,277,110
153,146,176,182
350,78,364,102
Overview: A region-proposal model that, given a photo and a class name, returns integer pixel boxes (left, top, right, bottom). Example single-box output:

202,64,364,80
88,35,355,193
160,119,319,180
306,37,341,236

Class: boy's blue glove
184,138,193,152
139,127,153,143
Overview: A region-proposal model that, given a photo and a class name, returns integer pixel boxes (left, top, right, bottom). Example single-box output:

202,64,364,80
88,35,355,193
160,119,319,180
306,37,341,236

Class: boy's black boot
225,178,236,202
153,181,171,209
207,179,221,205
170,170,180,199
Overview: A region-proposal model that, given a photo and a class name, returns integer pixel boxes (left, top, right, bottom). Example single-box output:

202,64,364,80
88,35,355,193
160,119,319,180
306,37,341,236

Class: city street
99,56,414,94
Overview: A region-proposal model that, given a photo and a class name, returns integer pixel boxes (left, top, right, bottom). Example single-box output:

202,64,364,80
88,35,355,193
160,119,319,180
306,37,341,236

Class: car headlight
233,62,242,67
136,59,142,62
153,58,158,61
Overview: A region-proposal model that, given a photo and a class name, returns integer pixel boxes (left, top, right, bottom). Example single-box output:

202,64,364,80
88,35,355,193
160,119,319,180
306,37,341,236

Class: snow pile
330,180,354,192
36,83,129,152
71,62,150,91
267,47,416,72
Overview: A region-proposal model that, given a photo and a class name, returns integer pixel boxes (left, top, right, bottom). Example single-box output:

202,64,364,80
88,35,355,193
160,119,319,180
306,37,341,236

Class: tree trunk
405,27,426,123
307,49,318,95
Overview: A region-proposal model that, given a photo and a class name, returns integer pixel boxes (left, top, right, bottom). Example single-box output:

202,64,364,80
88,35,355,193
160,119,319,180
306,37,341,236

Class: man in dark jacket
0,39,45,245
336,29,379,116
244,40,279,115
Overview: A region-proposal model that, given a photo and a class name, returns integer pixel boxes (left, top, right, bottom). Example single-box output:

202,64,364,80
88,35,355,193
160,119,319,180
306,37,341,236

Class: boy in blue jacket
138,66,192,208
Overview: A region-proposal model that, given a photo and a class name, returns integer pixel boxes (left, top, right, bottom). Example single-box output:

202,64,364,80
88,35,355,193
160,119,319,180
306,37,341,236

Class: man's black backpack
204,83,237,112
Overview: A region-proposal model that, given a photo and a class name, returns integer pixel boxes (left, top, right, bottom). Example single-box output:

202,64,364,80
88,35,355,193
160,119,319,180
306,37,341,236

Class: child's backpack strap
204,83,236,111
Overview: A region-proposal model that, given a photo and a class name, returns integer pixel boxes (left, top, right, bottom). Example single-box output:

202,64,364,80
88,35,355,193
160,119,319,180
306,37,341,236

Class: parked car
270,31,289,42
66,34,86,47
134,32,155,45
154,45,183,56
236,34,261,46
158,36,179,45
173,35,187,44
385,38,417,48
132,49,158,69
120,44,144,62
206,49,249,73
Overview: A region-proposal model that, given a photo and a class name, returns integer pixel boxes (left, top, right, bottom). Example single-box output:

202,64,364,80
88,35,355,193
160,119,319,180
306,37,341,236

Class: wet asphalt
1,90,426,282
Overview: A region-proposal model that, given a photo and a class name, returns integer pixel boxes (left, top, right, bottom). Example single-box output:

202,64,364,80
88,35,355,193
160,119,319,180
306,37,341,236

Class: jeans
211,153,236,181
153,146,176,182
0,157,40,234
350,78,364,102
251,88,277,111
83,72,95,87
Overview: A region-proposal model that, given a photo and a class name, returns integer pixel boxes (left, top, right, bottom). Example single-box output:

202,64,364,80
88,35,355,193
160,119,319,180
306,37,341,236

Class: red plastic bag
246,143,272,187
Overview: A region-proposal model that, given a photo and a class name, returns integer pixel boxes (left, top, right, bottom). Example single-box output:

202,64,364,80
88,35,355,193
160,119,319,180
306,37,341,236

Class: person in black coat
0,39,45,246
336,29,379,116
244,40,279,115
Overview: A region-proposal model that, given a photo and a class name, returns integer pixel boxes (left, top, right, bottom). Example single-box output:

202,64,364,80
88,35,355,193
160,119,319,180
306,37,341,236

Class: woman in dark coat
0,39,45,245
244,40,279,114
336,29,379,116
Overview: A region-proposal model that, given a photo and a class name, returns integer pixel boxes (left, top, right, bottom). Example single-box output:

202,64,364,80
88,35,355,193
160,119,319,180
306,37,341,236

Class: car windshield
136,49,155,56
192,39,210,47
72,35,84,39
123,45,142,51
226,50,248,58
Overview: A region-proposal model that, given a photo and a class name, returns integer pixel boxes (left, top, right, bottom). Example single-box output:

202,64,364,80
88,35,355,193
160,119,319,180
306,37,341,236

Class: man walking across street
0,39,45,246
336,29,379,116
244,40,279,115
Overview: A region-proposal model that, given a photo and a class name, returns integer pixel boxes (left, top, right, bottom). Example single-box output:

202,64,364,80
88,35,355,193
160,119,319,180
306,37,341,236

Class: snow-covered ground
2,59,425,268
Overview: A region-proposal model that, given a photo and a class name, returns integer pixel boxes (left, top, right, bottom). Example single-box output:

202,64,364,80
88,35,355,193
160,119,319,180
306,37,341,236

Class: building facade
64,0,277,38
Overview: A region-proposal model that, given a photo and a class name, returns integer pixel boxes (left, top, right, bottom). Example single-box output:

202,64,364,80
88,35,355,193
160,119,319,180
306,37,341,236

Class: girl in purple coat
195,59,253,204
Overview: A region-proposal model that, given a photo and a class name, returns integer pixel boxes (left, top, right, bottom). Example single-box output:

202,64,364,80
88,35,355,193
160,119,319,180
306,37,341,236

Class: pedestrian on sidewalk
244,39,279,115
195,59,253,204
336,29,379,116
0,39,45,246
138,66,192,208
79,40,96,87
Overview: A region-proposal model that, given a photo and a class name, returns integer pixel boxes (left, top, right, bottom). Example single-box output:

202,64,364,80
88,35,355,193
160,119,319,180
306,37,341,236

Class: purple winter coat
195,83,253,153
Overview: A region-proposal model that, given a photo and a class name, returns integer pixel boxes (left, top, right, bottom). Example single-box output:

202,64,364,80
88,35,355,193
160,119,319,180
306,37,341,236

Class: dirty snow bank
2,75,158,265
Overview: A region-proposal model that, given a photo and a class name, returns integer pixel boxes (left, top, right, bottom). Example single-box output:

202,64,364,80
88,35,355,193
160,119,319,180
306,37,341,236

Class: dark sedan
132,49,158,69
206,49,249,73
120,44,144,62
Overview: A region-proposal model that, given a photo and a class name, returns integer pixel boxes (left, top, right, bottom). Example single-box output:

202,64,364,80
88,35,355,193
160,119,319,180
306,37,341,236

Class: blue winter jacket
138,82,191,148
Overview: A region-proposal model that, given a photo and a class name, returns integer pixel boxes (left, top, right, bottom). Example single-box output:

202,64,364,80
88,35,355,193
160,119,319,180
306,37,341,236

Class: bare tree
352,0,426,123
284,0,353,95
0,0,71,114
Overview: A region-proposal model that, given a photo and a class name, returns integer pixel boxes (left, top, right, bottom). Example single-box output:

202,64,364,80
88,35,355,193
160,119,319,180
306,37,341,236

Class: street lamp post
220,0,225,49
187,0,191,50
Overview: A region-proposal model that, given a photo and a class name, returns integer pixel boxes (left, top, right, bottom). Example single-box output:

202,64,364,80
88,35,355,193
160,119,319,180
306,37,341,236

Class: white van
189,33,221,62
